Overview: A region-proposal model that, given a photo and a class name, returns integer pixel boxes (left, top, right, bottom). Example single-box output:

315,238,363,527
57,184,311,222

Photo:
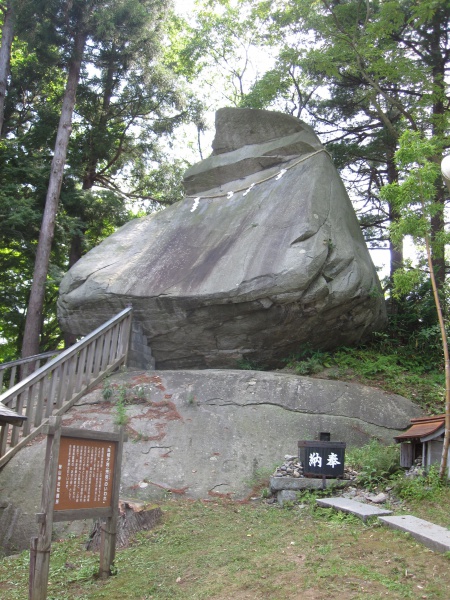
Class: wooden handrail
0,306,133,469
0,351,63,392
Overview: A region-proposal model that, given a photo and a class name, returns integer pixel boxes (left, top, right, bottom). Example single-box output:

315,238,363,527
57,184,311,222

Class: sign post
29,417,62,600
29,417,124,599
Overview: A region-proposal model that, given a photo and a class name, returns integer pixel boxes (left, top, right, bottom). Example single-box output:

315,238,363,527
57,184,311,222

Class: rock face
58,108,386,369
0,369,421,553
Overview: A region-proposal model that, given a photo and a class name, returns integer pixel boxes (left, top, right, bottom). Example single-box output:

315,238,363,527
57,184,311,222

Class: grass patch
346,439,402,489
281,340,445,413
2,498,450,599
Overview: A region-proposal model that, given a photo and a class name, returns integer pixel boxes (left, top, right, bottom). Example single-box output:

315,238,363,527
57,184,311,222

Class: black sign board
298,440,346,478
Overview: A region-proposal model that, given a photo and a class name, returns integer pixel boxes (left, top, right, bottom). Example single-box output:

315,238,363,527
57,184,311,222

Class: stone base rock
0,369,421,553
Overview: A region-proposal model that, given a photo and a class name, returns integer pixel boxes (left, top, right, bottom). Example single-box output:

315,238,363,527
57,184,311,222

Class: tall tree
0,0,14,135
383,131,450,477
167,0,266,108
21,24,87,359
20,0,174,359
237,0,450,293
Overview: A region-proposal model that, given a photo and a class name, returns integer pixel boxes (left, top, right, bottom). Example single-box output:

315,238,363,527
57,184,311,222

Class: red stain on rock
125,424,166,442
135,400,183,423
148,375,166,392
144,481,188,495
208,490,232,499
130,374,155,385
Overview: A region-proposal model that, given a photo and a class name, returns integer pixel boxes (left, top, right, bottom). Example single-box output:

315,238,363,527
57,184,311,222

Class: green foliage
3,498,450,598
383,131,446,256
0,0,199,359
114,385,129,426
346,440,402,489
102,380,152,426
283,345,332,375
166,0,267,106
102,379,113,401
236,358,267,371
246,466,274,490
278,308,446,411
393,465,448,501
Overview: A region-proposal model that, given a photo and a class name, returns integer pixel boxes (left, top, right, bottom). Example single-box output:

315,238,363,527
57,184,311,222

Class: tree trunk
429,9,447,304
430,188,446,292
86,501,162,551
386,152,402,275
21,28,88,359
0,0,14,137
386,148,403,315
63,53,117,349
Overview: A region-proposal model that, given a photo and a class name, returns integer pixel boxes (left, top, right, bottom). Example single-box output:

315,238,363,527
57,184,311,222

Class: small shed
0,402,27,426
394,414,449,476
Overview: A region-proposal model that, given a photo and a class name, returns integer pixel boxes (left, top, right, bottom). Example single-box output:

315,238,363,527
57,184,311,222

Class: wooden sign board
55,436,116,511
30,420,125,600
298,440,346,478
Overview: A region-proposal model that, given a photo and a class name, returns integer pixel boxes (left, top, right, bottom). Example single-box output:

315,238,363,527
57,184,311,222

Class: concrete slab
270,477,351,492
379,515,450,554
316,497,392,521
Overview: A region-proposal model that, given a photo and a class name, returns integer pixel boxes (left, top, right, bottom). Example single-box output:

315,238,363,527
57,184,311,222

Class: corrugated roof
394,414,445,441
0,402,27,426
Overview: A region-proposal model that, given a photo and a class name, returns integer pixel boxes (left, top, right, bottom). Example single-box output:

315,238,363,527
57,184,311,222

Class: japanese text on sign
308,451,341,469
55,437,116,511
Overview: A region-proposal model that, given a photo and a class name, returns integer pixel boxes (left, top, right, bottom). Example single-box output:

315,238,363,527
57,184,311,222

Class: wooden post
29,416,61,600
29,537,38,598
99,426,124,578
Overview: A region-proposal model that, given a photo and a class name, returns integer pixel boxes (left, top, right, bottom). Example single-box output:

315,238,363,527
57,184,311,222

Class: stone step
379,515,450,554
316,497,392,521
128,320,155,370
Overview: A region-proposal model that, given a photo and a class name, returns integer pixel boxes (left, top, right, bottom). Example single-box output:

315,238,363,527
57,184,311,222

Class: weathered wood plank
65,355,78,402
30,416,62,600
23,386,34,436
108,324,119,363
85,341,96,383
74,346,87,394
53,364,64,410
0,307,131,404
99,426,124,579
8,365,17,389
92,337,103,379
10,391,25,447
53,507,113,523
0,423,10,456
60,427,122,442
34,379,46,427
100,330,113,373
0,308,133,469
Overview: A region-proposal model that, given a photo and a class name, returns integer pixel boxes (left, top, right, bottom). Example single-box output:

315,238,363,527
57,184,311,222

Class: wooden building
395,415,449,476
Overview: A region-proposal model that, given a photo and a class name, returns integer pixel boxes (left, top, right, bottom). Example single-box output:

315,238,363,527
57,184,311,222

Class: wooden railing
0,351,63,393
0,307,133,469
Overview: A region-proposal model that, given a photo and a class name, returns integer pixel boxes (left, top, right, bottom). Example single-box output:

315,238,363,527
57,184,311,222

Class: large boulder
58,108,386,369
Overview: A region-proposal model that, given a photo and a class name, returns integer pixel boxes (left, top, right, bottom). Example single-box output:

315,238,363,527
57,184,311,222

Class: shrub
346,440,401,489
393,465,448,501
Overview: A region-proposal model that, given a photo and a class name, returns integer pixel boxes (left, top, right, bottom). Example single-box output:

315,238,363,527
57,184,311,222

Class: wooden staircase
0,307,133,469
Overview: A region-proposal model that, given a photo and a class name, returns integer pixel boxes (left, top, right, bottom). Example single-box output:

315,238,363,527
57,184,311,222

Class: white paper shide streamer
190,197,200,212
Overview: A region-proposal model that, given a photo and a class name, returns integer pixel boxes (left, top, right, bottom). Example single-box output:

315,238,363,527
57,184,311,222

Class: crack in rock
141,446,172,455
